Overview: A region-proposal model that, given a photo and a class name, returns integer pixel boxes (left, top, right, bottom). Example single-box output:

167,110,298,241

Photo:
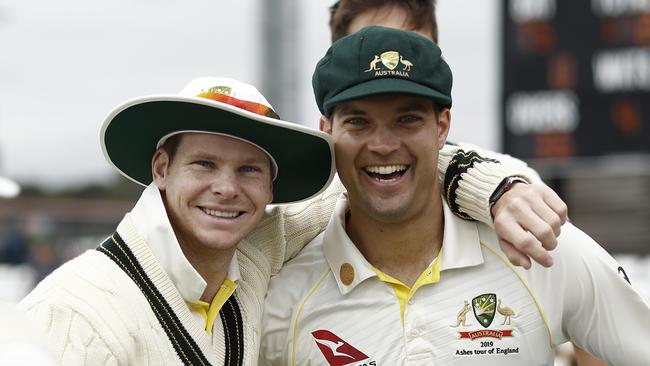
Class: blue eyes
193,160,213,168
192,161,263,174
399,115,420,123
239,166,261,173
343,115,421,127
344,118,368,126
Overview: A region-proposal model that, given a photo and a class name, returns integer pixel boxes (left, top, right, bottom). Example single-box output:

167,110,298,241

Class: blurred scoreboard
502,0,650,160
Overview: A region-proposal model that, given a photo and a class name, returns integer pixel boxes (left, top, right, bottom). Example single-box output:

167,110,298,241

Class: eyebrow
395,101,432,113
337,99,432,116
186,150,268,164
240,155,272,166
336,106,368,117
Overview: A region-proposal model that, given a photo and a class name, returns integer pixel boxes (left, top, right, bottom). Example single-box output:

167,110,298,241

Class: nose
367,125,400,155
211,171,239,199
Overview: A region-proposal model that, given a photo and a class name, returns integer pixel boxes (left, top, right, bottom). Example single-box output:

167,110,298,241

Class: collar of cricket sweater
127,183,241,303
322,194,484,295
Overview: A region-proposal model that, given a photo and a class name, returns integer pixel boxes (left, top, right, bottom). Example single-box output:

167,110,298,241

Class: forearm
439,142,539,226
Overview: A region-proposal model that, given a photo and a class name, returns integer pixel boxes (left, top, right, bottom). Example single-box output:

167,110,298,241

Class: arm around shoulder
438,142,541,225
440,143,568,269
250,175,344,274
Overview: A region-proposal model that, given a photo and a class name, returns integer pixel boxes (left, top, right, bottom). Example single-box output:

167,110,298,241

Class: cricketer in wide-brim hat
100,77,336,204
312,25,453,116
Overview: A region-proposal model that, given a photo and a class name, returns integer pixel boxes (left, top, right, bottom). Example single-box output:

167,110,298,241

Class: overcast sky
0,0,499,189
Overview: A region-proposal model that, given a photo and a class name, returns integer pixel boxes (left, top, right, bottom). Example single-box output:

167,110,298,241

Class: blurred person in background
0,219,36,302
0,218,29,265
0,179,56,364
328,1,608,364
0,179,36,303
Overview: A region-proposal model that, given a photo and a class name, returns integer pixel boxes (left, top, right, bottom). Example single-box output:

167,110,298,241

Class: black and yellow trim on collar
96,233,244,366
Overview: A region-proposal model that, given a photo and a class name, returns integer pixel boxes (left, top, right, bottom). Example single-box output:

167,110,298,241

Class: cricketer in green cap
313,25,452,116
259,24,650,366
310,26,454,255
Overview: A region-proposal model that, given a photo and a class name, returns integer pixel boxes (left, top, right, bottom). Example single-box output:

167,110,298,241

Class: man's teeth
201,208,240,218
364,165,407,175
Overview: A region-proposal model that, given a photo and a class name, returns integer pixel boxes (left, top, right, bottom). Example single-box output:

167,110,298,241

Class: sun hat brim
100,95,335,204
323,77,452,116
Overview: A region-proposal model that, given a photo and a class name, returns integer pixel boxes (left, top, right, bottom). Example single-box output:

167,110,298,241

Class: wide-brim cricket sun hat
100,77,335,204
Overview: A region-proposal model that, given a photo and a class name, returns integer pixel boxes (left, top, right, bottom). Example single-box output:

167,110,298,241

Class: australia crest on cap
364,51,414,77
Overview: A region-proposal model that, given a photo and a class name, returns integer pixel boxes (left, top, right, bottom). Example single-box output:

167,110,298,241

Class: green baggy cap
313,26,453,116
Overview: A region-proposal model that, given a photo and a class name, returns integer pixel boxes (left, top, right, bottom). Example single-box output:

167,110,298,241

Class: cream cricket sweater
18,143,535,366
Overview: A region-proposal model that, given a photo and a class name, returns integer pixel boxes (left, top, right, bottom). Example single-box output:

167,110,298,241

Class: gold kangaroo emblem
399,55,413,71
497,299,516,325
451,300,472,328
365,55,381,72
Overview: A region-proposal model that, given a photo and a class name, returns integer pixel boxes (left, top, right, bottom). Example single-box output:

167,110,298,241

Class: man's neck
346,198,444,288
179,241,236,303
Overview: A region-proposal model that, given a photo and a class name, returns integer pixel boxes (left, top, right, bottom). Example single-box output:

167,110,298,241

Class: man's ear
319,115,333,134
151,148,170,190
437,108,451,150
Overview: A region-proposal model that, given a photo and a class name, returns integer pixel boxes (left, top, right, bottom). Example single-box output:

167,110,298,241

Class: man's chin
194,231,243,252
363,199,413,222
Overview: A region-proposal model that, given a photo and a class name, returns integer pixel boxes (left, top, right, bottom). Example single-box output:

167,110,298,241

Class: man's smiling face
322,94,450,224
153,133,273,253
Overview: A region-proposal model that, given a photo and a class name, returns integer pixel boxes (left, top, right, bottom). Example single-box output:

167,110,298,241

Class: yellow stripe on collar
187,278,238,335
372,256,441,324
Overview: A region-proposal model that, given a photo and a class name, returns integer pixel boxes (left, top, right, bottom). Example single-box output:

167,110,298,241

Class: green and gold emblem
472,293,497,328
207,85,232,95
380,51,399,70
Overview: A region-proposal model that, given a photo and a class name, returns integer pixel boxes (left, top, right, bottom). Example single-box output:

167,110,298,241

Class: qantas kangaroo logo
312,330,369,366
